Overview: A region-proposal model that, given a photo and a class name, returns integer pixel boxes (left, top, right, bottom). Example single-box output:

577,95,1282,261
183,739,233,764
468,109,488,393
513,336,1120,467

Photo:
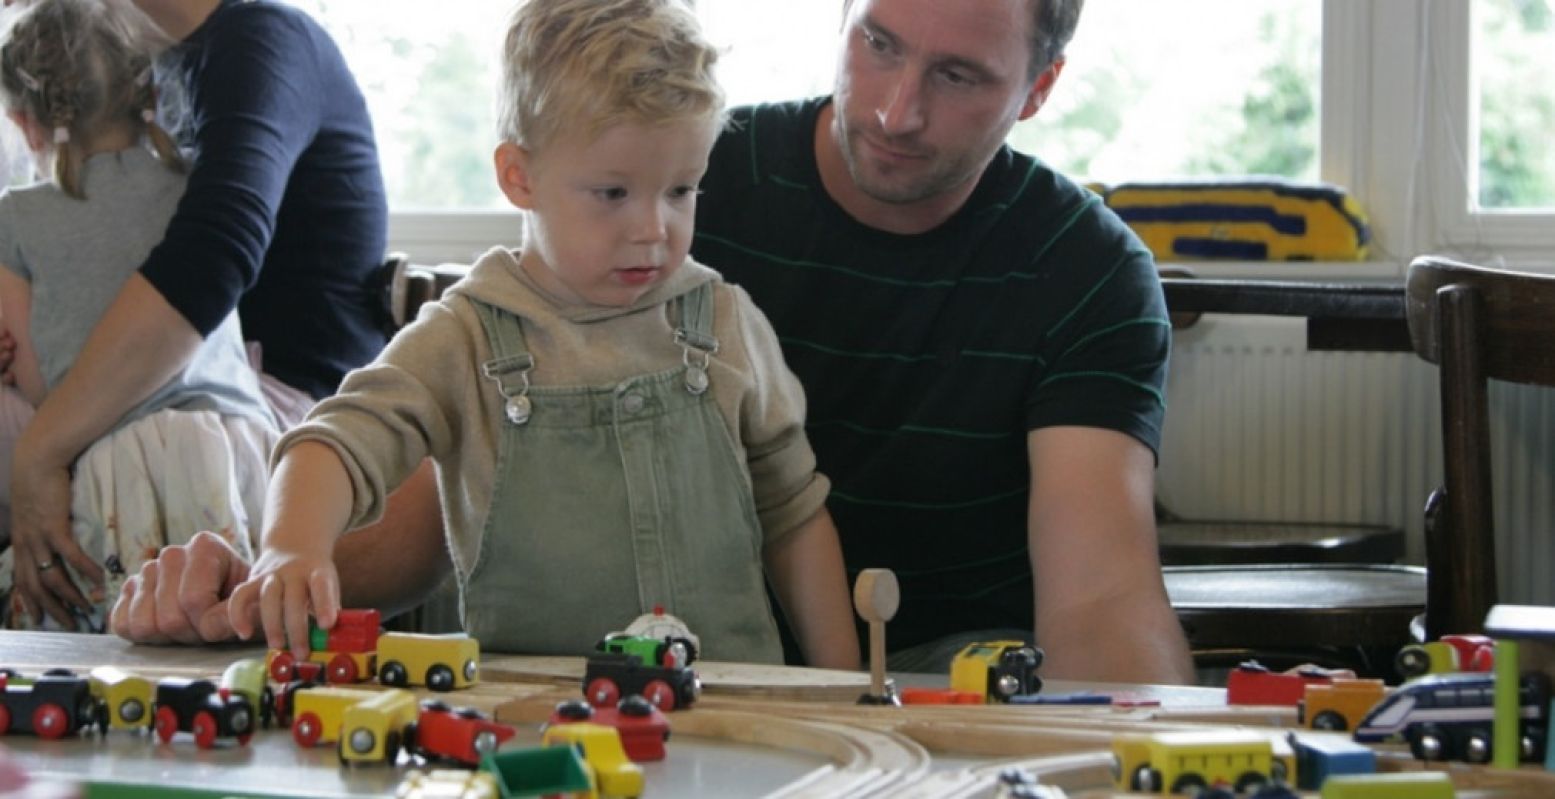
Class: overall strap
672,282,718,396
474,301,536,425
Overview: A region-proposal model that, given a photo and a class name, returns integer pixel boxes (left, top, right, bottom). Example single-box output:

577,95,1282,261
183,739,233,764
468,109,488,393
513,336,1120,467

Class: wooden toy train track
5,631,1555,798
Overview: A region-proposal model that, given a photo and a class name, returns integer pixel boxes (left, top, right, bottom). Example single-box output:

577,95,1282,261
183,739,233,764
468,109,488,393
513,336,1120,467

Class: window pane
299,1,1320,211
1024,0,1321,184
293,0,513,211
1475,0,1555,211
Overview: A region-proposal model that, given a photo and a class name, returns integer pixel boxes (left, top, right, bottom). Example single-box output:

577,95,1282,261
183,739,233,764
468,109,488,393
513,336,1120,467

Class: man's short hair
496,0,723,151
1029,0,1084,76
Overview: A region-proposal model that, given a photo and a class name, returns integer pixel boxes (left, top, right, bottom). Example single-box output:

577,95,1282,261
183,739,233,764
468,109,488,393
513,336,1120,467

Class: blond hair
0,0,183,199
497,0,723,152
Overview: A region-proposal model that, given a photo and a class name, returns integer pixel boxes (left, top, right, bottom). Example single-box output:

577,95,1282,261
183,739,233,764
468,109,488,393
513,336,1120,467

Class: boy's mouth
616,266,661,285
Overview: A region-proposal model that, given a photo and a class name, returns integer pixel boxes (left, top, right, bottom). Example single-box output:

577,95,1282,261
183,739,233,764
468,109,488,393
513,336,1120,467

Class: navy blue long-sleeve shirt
144,0,388,399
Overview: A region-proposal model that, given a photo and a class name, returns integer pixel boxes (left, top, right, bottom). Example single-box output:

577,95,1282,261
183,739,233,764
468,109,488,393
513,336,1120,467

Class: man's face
832,0,1055,207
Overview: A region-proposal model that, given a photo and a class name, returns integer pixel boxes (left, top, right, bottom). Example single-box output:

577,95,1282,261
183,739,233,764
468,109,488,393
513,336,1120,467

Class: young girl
0,0,278,631
228,0,860,668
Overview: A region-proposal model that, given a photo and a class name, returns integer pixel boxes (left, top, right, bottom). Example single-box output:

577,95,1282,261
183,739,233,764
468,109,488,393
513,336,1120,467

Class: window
1473,0,1555,211
1027,0,1320,184
292,0,1555,271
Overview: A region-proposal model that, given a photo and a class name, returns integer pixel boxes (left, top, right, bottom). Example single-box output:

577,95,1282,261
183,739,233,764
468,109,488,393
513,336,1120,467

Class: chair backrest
1405,255,1555,639
382,253,473,331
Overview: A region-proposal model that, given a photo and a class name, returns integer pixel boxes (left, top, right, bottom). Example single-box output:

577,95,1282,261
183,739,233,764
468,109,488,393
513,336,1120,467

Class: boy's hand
227,544,341,661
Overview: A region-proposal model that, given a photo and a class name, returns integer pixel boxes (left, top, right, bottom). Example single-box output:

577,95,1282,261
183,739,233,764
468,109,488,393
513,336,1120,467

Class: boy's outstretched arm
763,507,862,671
228,439,356,659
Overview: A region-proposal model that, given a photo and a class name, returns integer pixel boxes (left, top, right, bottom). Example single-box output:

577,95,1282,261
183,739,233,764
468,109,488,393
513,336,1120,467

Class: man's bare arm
1026,426,1195,684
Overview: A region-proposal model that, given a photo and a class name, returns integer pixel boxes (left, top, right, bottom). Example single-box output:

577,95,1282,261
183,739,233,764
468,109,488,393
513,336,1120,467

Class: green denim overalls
460,283,784,663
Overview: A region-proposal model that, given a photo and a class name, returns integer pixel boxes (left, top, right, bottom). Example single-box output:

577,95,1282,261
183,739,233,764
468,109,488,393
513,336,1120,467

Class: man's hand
8,450,99,629
109,531,250,644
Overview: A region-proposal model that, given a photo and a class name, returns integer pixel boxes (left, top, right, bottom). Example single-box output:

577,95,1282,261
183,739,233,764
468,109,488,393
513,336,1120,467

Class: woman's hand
8,443,100,628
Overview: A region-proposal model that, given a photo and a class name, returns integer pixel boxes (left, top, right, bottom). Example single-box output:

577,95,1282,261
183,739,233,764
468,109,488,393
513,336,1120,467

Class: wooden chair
378,253,471,331
1405,255,1555,640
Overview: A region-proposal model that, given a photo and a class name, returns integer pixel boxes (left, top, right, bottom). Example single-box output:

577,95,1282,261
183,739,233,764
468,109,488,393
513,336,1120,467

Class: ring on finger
37,558,56,572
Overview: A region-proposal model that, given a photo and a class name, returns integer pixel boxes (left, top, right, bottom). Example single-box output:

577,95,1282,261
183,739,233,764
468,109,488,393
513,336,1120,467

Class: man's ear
494,141,537,210
1017,56,1066,121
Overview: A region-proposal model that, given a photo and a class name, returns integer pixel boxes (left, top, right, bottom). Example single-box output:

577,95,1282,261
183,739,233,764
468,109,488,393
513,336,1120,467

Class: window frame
383,0,1555,274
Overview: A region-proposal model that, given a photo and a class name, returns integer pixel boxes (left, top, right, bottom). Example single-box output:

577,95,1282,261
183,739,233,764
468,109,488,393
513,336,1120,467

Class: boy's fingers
309,568,340,631
284,582,311,661
259,577,287,652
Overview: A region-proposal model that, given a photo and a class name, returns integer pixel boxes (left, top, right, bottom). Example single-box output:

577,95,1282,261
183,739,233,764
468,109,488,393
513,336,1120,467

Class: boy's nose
632,200,669,243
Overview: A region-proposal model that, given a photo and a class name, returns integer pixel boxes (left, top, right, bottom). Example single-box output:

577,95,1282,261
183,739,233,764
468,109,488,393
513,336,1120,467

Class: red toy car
1226,661,1333,706
548,695,670,762
409,700,516,766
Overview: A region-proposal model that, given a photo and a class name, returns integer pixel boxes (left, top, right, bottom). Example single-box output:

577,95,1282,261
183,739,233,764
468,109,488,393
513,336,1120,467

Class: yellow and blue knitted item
1102,180,1371,262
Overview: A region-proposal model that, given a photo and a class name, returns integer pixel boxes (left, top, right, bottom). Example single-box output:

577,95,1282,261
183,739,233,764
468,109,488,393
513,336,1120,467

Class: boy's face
498,117,718,308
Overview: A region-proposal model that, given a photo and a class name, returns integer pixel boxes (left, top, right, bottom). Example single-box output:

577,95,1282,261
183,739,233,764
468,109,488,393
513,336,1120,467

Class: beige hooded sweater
275,246,830,583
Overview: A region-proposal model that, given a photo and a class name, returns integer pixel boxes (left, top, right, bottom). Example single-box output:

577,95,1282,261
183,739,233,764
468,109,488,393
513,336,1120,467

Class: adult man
5,0,442,633
690,0,1194,682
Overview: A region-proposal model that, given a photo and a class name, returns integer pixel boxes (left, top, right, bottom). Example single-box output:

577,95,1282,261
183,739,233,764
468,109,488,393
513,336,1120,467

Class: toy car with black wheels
376,632,479,692
0,671,99,739
152,678,254,748
949,640,1044,703
409,700,516,767
582,652,700,711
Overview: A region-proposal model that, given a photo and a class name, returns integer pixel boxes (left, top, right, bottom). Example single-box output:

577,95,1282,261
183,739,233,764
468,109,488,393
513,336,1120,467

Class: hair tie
141,108,156,124
135,67,153,88
53,126,70,144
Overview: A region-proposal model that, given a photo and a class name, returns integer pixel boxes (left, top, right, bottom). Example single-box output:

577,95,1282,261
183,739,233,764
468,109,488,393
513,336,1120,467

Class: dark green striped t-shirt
692,97,1170,653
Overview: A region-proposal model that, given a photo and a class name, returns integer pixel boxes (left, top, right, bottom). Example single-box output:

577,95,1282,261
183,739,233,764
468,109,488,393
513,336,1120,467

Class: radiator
1157,315,1555,605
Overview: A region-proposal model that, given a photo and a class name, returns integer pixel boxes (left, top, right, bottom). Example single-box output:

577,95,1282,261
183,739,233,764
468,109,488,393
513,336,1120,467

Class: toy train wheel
154,705,178,743
1395,646,1431,678
1409,726,1446,761
585,678,621,708
1311,710,1347,731
269,653,297,682
294,711,323,748
426,665,455,692
31,704,69,740
1269,759,1289,783
385,730,402,765
259,687,275,728
1524,730,1547,762
1170,773,1207,794
642,679,676,712
1130,766,1162,793
192,711,218,749
380,661,408,687
327,654,358,683
1234,771,1267,792
1464,731,1492,764
473,730,500,758
0,704,10,735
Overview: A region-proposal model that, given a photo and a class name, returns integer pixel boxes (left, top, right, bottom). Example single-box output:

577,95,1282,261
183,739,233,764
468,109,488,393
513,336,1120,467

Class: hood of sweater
445,246,719,325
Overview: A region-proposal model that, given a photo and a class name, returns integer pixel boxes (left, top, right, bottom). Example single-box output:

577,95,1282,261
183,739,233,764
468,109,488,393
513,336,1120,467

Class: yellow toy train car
376,632,480,692
1103,179,1371,262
